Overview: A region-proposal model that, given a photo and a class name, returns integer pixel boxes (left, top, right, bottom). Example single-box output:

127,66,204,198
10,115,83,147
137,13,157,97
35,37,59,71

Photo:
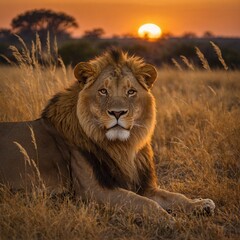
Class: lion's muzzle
105,109,131,141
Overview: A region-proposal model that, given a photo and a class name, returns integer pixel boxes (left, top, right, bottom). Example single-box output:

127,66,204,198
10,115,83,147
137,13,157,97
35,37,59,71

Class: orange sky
0,0,240,37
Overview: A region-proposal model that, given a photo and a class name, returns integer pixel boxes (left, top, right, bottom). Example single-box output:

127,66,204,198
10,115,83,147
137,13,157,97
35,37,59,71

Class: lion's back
0,120,70,190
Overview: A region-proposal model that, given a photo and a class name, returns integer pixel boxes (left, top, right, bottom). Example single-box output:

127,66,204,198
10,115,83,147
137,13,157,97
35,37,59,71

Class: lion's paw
190,198,215,216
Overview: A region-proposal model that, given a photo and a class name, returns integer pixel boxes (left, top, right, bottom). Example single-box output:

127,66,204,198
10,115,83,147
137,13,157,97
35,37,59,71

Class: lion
0,49,215,225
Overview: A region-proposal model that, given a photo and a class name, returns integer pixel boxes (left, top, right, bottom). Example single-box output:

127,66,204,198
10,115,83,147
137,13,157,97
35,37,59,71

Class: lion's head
74,49,157,147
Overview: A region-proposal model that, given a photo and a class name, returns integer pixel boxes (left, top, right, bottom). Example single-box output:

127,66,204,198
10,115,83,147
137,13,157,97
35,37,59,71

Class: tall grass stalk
0,54,13,64
195,47,211,70
29,126,39,165
180,55,195,70
171,58,183,71
13,141,46,193
210,41,229,70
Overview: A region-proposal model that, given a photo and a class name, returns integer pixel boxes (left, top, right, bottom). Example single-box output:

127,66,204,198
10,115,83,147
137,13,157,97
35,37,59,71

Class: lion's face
74,50,157,144
85,66,147,141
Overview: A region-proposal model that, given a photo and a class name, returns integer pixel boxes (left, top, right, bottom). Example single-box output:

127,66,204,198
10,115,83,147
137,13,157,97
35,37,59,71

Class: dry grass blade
0,54,14,65
46,31,51,56
13,141,32,166
180,55,195,70
210,41,229,70
8,45,25,65
31,41,36,65
29,126,38,158
207,85,217,96
53,35,58,58
171,58,183,71
13,141,46,191
46,31,52,67
36,33,42,53
195,47,211,70
58,57,67,81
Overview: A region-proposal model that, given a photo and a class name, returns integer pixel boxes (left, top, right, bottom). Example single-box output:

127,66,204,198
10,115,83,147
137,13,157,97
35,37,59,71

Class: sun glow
138,23,162,40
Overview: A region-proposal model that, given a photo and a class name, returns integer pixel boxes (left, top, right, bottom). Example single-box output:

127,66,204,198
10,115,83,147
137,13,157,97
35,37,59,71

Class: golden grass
0,38,239,239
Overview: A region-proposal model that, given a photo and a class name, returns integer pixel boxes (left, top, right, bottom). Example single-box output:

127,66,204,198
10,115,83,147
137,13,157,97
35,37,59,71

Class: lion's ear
140,64,158,89
74,62,95,84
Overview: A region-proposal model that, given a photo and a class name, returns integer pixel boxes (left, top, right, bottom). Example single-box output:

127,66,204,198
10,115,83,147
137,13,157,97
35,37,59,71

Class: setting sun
138,23,162,40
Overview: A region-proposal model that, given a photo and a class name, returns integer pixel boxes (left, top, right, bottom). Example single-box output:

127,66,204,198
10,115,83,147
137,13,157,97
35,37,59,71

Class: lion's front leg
87,187,176,225
70,150,175,226
146,188,215,216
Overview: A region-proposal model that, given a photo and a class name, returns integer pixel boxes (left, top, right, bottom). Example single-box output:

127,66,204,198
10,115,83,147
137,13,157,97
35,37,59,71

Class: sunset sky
0,0,240,37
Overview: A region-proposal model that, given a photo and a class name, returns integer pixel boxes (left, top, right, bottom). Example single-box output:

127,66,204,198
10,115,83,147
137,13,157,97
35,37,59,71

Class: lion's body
0,49,215,225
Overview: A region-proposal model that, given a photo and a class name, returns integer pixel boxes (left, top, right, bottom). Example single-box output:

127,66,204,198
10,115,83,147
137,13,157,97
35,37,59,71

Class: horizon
0,0,240,38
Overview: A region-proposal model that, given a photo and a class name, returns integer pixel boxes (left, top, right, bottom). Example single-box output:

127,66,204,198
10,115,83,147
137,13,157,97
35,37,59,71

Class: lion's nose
107,110,128,119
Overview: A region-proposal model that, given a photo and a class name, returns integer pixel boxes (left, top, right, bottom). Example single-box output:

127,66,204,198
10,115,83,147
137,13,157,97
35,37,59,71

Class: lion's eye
127,89,137,96
98,88,108,95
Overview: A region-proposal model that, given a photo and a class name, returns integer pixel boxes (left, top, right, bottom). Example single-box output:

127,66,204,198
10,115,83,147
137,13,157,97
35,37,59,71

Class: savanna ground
0,39,239,239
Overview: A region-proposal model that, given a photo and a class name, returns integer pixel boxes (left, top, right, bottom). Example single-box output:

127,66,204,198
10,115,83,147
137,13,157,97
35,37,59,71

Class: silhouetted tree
121,33,135,39
11,9,78,40
82,28,105,40
161,32,174,39
182,32,197,39
203,31,215,38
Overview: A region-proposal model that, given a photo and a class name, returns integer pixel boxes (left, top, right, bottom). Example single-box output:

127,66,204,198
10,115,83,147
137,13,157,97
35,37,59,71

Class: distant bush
59,41,100,65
